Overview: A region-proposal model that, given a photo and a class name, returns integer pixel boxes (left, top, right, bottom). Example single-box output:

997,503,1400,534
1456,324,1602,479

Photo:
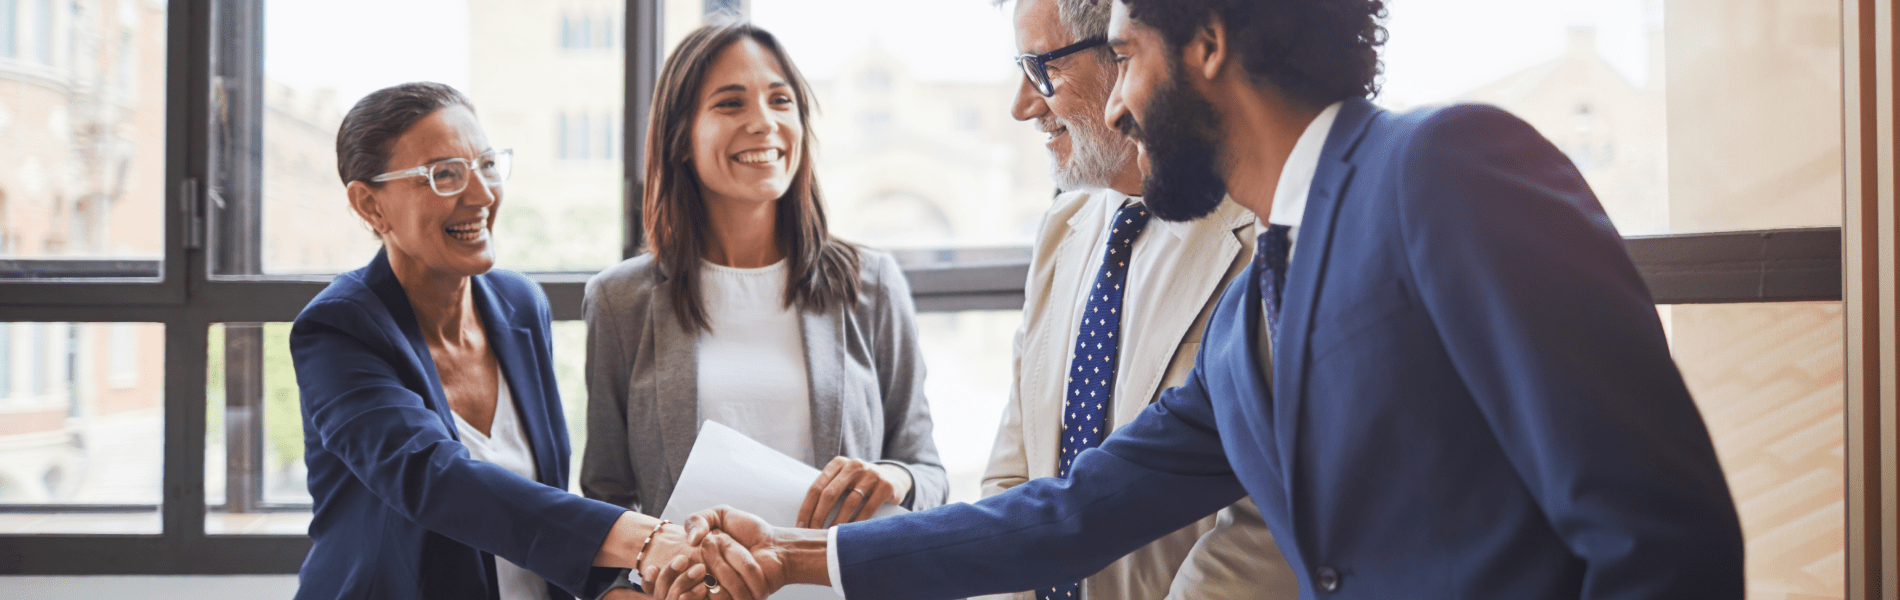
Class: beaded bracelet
633,519,672,572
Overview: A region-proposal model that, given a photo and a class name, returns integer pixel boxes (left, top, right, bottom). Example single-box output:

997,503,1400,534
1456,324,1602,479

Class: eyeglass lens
1019,58,1051,96
427,152,512,196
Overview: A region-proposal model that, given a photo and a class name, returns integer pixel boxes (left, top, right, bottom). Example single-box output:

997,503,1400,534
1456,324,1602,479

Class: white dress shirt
825,101,1344,595
1254,101,1342,376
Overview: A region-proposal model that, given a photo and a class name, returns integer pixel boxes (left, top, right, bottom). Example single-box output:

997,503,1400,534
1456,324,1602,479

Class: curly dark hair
1123,0,1387,105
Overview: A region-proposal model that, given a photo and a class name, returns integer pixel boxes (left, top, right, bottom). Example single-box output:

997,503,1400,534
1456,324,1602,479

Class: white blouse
694,259,817,465
449,370,552,600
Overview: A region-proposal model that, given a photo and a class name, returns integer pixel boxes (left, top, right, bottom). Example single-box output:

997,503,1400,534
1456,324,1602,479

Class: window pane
913,310,1020,503
0,0,166,279
0,322,162,534
691,2,1055,253
1380,0,1839,235
1666,302,1844,598
205,323,308,534
206,320,591,534
250,0,623,276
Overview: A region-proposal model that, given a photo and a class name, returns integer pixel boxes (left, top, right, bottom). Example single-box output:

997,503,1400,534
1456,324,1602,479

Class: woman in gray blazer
579,21,946,543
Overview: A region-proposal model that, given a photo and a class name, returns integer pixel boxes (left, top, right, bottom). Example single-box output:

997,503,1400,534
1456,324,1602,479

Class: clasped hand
639,457,902,599
642,506,788,600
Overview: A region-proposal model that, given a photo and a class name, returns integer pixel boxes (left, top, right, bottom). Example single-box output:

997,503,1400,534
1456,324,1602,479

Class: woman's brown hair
643,21,860,333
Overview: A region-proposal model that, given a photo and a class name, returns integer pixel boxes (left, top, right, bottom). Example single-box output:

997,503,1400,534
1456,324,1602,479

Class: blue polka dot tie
1256,224,1293,341
1040,202,1150,600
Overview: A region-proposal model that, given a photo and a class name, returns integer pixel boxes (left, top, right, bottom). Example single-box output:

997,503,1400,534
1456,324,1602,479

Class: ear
1180,12,1230,83
347,181,388,236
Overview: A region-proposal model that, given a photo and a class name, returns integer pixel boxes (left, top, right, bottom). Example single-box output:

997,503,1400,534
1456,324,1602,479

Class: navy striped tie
1039,202,1150,600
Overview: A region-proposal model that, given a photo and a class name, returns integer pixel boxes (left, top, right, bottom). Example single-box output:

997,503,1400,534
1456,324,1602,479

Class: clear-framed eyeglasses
1015,37,1106,97
369,148,514,196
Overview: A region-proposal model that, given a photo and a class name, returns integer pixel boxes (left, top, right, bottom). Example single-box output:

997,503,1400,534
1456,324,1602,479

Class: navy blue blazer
291,251,627,600
833,99,1744,599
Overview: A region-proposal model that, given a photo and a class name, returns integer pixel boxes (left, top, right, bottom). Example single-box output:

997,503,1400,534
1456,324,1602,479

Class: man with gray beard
977,1,1294,599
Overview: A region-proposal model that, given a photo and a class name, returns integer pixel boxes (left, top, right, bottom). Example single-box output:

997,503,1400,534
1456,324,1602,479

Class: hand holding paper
798,457,911,528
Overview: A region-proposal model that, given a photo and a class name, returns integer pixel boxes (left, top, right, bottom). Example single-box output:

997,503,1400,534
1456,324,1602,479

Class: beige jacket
978,190,1297,600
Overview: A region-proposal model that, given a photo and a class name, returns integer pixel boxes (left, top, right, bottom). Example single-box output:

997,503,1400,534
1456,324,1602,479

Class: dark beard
1117,66,1228,223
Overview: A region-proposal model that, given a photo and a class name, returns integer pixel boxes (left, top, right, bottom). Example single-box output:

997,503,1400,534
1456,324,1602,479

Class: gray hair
998,0,1114,56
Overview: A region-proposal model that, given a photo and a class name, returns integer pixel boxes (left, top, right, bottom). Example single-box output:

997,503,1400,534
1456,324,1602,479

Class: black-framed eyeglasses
1015,37,1106,97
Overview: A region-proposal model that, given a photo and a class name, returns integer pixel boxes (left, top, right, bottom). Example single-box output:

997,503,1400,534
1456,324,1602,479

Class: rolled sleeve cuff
828,526,845,597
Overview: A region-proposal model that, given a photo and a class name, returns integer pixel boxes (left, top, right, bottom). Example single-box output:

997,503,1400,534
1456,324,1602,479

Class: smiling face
1011,0,1135,192
351,105,501,279
1104,1,1228,222
690,37,802,212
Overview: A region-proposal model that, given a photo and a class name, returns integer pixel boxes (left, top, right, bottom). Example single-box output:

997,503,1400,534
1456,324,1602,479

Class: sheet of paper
660,420,906,600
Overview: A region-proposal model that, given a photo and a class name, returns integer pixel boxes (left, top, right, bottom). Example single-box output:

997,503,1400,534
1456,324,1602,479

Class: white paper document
660,421,906,600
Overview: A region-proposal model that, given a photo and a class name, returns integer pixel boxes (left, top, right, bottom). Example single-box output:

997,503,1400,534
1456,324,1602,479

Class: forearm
775,526,834,586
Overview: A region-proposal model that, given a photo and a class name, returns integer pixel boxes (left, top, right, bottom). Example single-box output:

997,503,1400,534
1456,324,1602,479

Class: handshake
632,506,829,600
615,455,910,599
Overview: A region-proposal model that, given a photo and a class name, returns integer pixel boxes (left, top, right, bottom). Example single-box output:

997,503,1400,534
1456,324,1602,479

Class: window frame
0,0,1885,585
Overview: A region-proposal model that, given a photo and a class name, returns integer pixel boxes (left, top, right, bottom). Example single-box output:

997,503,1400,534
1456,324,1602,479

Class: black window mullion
624,0,660,260
208,0,268,515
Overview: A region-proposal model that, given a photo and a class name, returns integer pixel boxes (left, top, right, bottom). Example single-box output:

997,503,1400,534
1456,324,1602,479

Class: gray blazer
579,249,947,518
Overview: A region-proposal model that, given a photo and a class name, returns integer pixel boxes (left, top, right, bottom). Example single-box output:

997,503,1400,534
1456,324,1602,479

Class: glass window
0,0,166,279
1,0,15,60
703,1,1055,255
1380,0,1839,236
1666,302,1844,598
251,0,624,276
912,310,1020,503
0,322,162,535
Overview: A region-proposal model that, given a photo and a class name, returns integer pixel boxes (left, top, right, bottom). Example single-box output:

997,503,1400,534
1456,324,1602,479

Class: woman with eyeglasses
290,82,693,600
580,22,946,599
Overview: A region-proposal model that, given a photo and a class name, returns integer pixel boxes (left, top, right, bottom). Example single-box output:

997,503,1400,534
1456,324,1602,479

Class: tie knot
1107,202,1152,247
1256,224,1291,267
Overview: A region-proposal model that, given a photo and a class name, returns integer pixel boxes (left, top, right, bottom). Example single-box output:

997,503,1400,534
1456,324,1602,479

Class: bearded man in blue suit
648,1,1745,599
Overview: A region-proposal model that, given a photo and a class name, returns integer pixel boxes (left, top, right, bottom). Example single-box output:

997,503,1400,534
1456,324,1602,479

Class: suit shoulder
1386,103,1545,155
586,253,662,299
854,247,905,292
296,267,382,326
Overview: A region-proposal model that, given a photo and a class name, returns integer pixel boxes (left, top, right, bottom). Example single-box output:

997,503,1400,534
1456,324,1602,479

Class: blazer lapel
474,276,562,488
1024,199,1106,477
650,282,700,486
1114,200,1248,428
803,306,846,467
364,250,461,440
1274,97,1379,513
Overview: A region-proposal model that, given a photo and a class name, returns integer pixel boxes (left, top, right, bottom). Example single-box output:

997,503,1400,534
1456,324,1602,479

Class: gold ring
850,489,867,497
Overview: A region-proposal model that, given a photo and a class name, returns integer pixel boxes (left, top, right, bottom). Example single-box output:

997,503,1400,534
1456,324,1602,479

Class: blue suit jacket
835,99,1744,599
291,251,627,600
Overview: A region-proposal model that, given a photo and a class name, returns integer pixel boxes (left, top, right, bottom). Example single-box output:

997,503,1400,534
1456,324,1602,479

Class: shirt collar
1266,101,1343,229
1097,188,1138,231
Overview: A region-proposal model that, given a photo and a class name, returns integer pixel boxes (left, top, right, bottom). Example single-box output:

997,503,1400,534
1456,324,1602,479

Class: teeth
734,148,781,164
445,222,484,241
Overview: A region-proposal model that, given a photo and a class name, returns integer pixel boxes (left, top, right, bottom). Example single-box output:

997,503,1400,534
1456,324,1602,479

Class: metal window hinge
181,177,205,250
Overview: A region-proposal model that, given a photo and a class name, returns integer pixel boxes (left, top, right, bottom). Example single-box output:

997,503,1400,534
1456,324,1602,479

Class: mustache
1114,113,1142,141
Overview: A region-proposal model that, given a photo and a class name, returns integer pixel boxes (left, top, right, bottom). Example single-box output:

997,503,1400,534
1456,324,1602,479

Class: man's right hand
660,506,832,600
